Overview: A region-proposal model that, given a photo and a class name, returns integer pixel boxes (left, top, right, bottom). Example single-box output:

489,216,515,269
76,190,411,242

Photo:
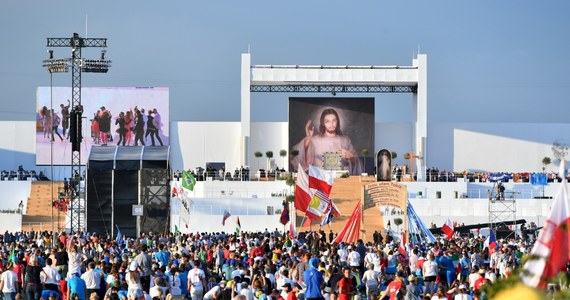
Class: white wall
0,214,22,232
0,181,31,211
250,122,288,170
171,122,242,171
0,121,36,170
451,123,570,172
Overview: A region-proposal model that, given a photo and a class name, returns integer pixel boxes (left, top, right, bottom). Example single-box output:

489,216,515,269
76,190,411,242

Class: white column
241,53,251,168
415,54,428,181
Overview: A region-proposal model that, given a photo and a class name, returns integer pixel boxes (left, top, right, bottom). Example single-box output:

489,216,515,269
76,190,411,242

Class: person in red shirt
383,271,406,300
473,269,487,290
337,268,355,300
281,283,298,300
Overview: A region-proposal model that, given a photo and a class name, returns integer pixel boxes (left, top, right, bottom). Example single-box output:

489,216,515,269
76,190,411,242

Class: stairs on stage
22,181,66,232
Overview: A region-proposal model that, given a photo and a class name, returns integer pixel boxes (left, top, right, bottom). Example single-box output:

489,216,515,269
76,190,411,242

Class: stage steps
22,181,66,232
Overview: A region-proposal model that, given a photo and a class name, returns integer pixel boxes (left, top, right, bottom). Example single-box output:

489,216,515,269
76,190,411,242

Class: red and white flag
442,218,454,239
288,220,297,240
333,201,362,244
295,164,312,213
308,165,334,195
523,162,570,288
398,230,408,258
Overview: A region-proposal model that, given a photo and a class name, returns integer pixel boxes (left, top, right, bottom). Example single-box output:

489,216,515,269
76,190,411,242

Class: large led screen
289,97,374,175
36,87,169,165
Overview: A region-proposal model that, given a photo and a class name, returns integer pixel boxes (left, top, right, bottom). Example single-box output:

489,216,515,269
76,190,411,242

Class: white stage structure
241,53,428,180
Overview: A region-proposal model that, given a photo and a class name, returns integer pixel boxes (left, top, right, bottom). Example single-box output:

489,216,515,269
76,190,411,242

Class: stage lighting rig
42,32,111,233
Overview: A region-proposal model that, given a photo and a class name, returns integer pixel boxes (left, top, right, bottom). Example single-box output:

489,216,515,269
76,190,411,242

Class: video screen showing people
289,97,374,175
36,87,169,165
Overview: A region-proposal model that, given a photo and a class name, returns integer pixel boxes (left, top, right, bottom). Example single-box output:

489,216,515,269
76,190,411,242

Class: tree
361,149,369,174
265,151,274,171
542,156,552,172
394,218,403,233
391,152,397,160
279,149,287,169
254,151,263,172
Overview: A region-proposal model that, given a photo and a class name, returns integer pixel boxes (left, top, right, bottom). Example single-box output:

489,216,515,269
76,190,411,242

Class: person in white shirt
81,262,101,299
0,263,18,300
42,258,61,292
337,245,348,266
453,284,472,300
167,267,182,296
422,252,438,296
239,282,253,300
347,246,360,268
408,249,419,274
187,260,207,300
203,281,226,300
361,264,379,300
364,248,378,272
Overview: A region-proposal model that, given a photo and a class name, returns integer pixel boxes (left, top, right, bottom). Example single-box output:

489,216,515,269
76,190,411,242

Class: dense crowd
0,228,539,300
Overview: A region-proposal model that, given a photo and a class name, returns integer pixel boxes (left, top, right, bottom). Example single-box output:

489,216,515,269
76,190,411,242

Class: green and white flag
181,171,196,191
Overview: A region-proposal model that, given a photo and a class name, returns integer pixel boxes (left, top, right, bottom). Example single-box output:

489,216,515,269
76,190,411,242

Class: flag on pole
174,225,180,237
398,230,407,258
280,205,290,225
333,201,362,244
294,164,312,213
484,229,498,254
182,170,196,191
9,246,15,263
115,225,122,243
321,210,333,226
308,165,334,195
222,210,231,226
442,218,454,239
522,162,570,288
235,216,241,234
289,221,297,240
308,189,330,217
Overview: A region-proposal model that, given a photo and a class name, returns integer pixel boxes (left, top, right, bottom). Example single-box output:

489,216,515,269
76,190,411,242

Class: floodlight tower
42,33,111,233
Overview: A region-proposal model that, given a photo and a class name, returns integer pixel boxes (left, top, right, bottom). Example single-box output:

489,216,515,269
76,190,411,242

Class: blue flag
115,225,123,247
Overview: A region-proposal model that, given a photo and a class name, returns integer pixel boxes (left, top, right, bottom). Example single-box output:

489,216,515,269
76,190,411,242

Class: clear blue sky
1,1,569,123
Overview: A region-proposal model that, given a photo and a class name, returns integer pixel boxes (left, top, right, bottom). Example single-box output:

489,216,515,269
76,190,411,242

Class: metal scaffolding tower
43,33,111,233
488,183,517,238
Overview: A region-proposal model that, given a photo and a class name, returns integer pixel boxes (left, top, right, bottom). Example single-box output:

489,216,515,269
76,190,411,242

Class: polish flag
398,230,408,258
442,218,454,239
308,165,334,195
295,164,312,213
523,162,570,288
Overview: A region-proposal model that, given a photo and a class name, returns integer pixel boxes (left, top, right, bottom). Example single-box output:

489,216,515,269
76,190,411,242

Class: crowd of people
0,227,540,300
1,166,49,182
38,102,165,147
89,106,164,147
